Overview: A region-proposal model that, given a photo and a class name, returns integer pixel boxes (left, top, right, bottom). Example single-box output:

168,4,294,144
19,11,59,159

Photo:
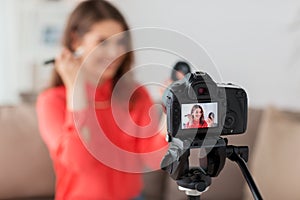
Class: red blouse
36,80,168,200
186,120,208,128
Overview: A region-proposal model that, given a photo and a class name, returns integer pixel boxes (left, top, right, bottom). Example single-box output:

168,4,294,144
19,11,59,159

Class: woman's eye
117,38,126,46
96,38,107,46
101,40,108,46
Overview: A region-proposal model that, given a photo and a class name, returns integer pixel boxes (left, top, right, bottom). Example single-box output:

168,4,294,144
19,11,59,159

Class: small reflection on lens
198,87,206,95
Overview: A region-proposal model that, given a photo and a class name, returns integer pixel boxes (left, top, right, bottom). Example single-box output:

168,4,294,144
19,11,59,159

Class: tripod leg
227,146,263,200
235,155,263,200
187,196,200,200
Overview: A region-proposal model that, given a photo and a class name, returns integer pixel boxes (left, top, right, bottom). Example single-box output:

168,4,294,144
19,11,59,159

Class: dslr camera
164,71,248,144
161,72,263,200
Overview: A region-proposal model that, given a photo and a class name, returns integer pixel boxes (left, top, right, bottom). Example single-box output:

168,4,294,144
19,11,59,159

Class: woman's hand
206,118,213,127
55,48,84,89
186,114,193,124
55,48,88,111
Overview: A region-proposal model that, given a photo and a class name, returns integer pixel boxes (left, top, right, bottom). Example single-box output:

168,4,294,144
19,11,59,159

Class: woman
185,105,208,128
36,1,167,199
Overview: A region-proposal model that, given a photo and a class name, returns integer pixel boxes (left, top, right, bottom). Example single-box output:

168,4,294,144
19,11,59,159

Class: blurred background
1,0,300,200
1,0,300,109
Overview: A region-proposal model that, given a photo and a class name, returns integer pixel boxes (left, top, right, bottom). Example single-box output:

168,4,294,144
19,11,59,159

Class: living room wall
1,0,300,110
114,0,300,110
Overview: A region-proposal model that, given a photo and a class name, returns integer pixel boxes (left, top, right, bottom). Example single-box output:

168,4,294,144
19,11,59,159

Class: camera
163,71,248,142
161,72,262,199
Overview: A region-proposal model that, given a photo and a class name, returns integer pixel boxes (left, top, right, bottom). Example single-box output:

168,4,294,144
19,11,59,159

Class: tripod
161,137,263,200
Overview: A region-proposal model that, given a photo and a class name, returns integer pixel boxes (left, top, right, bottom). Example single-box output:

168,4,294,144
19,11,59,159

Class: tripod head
161,137,227,179
161,137,227,197
161,137,262,200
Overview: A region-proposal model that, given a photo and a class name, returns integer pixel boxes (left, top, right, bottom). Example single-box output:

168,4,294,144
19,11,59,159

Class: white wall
1,0,300,110
0,0,71,104
0,0,19,104
113,0,300,110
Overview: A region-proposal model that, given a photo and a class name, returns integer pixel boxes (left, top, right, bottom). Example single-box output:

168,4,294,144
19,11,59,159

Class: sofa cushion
0,104,55,199
243,106,300,200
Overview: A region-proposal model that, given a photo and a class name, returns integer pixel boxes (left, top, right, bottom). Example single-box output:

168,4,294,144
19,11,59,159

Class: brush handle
44,58,55,65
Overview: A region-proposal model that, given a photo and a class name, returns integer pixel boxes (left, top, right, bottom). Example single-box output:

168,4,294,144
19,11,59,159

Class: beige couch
1,104,299,200
0,104,55,200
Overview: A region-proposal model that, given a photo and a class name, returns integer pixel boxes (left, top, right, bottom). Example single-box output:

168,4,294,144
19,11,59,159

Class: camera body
164,71,247,141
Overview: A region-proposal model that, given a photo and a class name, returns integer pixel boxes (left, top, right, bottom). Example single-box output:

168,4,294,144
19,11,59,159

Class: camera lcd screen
181,102,218,129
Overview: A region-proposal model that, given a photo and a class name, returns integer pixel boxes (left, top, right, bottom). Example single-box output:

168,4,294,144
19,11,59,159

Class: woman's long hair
191,105,205,125
48,0,134,88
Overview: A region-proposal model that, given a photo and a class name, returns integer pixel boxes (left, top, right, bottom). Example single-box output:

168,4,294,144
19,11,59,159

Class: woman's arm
55,48,88,111
36,89,72,156
37,48,94,163
36,87,98,172
131,87,168,170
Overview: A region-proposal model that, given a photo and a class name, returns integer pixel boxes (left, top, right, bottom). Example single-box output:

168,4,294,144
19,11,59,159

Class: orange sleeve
130,87,169,170
36,88,89,160
36,89,67,157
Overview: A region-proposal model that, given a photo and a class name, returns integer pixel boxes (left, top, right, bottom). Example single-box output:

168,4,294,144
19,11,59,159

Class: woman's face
77,20,127,85
192,108,202,121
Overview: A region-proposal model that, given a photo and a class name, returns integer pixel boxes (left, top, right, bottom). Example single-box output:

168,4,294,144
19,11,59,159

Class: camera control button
224,112,236,129
236,90,246,98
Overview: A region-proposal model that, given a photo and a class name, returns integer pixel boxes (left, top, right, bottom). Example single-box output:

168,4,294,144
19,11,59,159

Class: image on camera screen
181,102,218,129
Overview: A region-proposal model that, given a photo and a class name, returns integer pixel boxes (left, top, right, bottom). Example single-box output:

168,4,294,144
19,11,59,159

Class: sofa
1,103,300,200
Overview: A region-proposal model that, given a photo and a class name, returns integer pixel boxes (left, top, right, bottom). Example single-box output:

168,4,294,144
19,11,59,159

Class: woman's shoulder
135,85,150,96
127,84,154,112
131,85,152,102
37,86,66,104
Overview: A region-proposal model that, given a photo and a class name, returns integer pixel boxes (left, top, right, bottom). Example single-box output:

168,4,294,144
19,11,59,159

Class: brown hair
48,0,133,88
191,105,205,125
